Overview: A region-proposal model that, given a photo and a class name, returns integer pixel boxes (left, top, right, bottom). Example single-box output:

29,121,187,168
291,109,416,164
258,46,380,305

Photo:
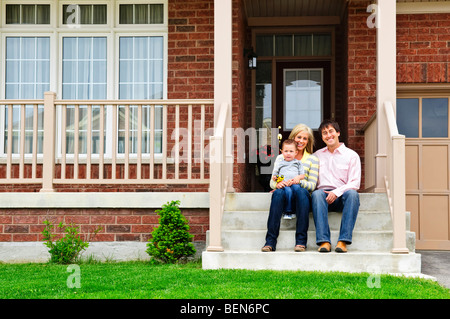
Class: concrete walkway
418,250,450,289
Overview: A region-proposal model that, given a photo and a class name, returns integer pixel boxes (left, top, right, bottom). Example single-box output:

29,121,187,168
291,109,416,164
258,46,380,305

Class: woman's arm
299,155,319,192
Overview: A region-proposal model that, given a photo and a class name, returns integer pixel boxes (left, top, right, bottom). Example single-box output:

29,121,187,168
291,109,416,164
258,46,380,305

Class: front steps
202,193,422,274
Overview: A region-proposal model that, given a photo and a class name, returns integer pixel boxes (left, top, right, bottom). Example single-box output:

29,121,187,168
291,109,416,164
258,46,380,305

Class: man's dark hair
319,119,340,133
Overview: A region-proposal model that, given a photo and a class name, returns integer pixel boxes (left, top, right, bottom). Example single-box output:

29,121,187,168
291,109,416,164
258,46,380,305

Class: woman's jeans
264,185,310,250
311,189,360,245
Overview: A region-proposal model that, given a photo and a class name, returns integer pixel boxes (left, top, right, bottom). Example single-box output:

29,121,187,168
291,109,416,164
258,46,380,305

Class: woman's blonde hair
288,124,315,154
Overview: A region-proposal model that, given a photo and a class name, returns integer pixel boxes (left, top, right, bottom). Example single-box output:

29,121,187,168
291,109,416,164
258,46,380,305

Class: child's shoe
282,213,293,220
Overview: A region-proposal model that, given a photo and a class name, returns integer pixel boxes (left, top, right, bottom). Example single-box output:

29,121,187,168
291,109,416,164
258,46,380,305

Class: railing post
391,135,409,254
207,135,224,252
40,92,56,192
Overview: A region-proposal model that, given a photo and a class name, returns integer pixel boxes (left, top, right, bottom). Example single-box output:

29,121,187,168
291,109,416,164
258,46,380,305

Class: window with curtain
6,37,50,99
6,4,50,24
256,33,332,57
62,37,107,155
119,4,164,24
119,36,164,154
4,37,49,155
62,4,107,25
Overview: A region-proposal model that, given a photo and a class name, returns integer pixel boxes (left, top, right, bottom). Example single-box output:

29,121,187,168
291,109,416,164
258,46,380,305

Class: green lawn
0,260,449,300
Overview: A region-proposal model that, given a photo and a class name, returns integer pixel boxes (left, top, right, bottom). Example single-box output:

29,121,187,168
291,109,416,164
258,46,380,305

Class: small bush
146,200,196,264
42,221,101,264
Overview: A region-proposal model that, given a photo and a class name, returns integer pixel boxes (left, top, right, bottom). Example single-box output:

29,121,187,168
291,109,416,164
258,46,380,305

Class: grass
0,260,449,300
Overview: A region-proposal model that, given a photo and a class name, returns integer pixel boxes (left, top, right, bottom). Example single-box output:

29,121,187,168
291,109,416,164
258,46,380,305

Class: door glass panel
422,98,448,138
255,61,272,145
284,69,322,130
397,98,419,138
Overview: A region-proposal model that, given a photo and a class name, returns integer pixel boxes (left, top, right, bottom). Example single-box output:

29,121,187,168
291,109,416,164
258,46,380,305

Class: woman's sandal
261,246,274,252
294,245,306,252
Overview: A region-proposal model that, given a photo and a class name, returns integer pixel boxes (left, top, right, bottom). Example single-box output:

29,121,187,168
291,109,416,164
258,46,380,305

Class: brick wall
347,1,377,190
347,2,450,189
397,13,450,83
0,208,209,243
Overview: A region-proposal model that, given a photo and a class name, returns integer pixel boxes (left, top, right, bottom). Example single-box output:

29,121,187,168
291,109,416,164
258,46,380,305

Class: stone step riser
224,193,390,212
209,230,416,252
221,211,409,231
202,251,422,273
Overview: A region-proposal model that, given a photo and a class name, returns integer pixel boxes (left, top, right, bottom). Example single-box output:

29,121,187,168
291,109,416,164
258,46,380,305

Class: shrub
42,221,101,264
146,200,196,264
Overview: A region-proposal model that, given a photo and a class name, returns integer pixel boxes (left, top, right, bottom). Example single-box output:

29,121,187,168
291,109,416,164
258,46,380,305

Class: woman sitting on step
262,123,319,252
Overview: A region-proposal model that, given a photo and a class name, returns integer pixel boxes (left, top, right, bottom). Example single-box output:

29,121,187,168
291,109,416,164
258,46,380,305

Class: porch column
214,0,234,192
375,0,396,193
376,1,409,254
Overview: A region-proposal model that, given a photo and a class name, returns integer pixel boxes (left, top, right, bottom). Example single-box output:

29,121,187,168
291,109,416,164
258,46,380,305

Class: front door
275,61,331,151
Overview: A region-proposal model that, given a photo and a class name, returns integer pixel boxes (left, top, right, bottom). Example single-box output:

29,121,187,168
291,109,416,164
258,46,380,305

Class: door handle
277,126,282,144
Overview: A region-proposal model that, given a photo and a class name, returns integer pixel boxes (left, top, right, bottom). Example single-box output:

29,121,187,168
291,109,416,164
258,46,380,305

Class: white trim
397,2,450,14
0,192,210,208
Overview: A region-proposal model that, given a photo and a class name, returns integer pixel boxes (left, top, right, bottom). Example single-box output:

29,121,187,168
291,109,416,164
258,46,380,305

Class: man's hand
325,191,337,204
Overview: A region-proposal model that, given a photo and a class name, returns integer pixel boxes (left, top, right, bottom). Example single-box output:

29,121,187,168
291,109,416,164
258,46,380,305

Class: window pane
22,5,36,24
256,35,273,57
62,37,107,100
119,36,164,100
284,69,322,130
294,35,312,56
150,4,164,24
6,37,50,99
275,35,292,56
422,98,448,138
119,4,133,24
79,5,93,24
396,98,419,138
255,61,272,147
313,34,332,56
119,4,164,24
93,5,107,24
135,4,148,24
36,5,50,24
6,5,20,24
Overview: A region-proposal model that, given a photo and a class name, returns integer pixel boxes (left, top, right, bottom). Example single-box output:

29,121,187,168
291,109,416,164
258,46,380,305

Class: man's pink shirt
314,143,361,197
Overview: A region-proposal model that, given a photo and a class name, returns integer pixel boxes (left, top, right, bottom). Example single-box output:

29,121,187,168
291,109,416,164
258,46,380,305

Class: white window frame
1,0,56,28
59,0,112,29
115,0,168,29
0,0,168,160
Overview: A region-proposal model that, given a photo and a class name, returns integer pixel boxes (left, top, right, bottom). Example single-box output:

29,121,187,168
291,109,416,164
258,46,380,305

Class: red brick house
0,0,449,269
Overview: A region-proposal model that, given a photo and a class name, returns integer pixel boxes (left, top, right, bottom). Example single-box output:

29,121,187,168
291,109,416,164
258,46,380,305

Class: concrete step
224,192,390,212
222,210,410,231
202,250,422,274
210,229,416,252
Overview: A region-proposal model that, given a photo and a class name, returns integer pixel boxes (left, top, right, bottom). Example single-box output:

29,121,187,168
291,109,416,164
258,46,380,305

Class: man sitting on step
311,119,361,253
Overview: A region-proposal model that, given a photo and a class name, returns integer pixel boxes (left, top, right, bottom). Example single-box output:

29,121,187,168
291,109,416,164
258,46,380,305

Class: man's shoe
335,241,347,253
318,242,331,252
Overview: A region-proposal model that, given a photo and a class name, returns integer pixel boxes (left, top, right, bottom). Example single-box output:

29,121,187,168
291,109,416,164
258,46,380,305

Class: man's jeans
311,189,360,245
264,184,310,250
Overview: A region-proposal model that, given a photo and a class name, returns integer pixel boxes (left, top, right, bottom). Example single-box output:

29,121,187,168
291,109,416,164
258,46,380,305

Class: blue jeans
311,189,360,245
264,184,310,250
282,186,293,213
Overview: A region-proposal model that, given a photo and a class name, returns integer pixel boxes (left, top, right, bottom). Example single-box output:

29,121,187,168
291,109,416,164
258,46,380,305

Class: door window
284,69,322,130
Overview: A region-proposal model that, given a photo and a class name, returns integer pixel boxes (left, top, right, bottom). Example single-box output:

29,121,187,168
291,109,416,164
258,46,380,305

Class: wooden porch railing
0,92,215,191
364,101,409,254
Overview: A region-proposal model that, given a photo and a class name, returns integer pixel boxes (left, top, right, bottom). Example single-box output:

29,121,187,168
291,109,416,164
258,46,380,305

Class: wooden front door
275,61,331,151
